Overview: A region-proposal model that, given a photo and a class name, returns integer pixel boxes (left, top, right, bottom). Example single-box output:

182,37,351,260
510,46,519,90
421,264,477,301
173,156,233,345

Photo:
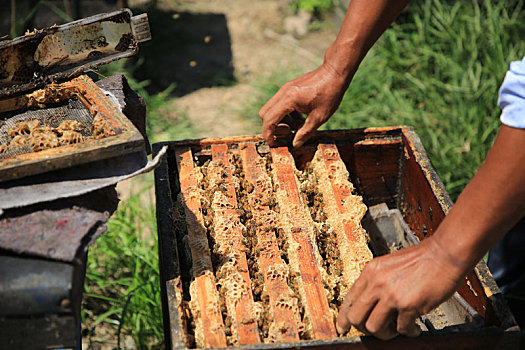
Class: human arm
259,0,411,147
335,124,525,339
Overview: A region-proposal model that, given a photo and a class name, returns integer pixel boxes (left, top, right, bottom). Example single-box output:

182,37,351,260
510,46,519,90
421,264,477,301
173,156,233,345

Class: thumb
292,111,326,148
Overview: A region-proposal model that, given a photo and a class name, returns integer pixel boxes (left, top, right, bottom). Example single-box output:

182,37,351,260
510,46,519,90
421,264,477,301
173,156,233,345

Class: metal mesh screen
0,99,94,159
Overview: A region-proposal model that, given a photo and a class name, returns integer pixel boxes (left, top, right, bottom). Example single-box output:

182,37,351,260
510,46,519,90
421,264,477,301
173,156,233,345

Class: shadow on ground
130,6,235,97
0,1,235,98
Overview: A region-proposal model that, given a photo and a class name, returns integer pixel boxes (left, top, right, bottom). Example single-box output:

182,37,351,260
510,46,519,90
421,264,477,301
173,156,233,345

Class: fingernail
336,323,348,335
292,139,304,148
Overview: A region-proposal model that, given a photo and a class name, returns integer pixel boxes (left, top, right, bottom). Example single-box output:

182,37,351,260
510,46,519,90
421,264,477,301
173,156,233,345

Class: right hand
259,63,349,148
336,236,465,340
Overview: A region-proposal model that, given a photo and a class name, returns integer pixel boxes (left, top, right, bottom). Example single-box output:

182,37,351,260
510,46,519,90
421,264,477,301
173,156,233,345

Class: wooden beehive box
153,127,519,349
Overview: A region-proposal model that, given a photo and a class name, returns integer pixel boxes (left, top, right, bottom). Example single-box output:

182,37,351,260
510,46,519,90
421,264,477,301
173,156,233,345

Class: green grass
83,190,163,349
327,0,525,199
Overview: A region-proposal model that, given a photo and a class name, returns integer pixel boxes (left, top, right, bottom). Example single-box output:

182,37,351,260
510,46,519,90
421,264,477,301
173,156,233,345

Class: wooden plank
352,138,403,207
210,144,261,345
161,127,405,149
240,142,300,342
399,130,489,319
270,146,337,339
175,148,227,348
314,143,373,289
153,145,187,348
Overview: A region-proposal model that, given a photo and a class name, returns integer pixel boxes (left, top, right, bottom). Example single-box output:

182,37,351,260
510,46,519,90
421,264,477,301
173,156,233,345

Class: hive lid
0,9,151,98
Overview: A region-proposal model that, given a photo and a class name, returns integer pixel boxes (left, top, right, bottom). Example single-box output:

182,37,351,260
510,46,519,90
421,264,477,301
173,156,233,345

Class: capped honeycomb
173,142,373,348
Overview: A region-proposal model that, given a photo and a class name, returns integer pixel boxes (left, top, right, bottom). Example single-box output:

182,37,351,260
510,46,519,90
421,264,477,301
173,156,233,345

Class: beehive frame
154,127,520,349
0,74,144,181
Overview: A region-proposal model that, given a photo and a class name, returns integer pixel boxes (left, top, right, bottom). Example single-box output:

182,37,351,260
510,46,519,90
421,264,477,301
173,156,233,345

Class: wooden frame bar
209,144,261,345
175,148,226,348
240,143,300,342
313,143,373,293
270,146,337,339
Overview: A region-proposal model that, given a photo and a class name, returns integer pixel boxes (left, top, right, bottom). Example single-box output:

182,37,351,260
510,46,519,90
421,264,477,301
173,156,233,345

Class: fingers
397,311,421,337
336,259,422,340
259,85,287,119
270,112,306,146
292,110,326,148
336,295,353,335
336,275,369,335
338,297,420,340
261,104,295,147
364,302,398,340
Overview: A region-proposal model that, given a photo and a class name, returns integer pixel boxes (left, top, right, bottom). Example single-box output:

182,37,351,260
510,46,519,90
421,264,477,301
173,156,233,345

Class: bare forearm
432,125,525,275
324,0,412,81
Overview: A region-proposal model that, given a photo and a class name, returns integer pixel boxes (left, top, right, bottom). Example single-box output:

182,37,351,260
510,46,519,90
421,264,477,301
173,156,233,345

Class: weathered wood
271,146,337,339
399,130,490,319
175,147,226,348
240,142,300,342
157,126,519,348
210,144,260,345
0,75,144,181
154,143,187,348
95,74,150,153
351,138,403,207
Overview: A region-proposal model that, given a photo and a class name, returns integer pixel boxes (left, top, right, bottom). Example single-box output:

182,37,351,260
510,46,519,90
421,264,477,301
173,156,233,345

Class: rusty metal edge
153,143,187,350
0,9,139,98
0,10,133,50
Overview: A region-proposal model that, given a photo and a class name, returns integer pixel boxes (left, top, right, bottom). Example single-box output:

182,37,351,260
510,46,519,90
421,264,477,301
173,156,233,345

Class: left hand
336,236,465,340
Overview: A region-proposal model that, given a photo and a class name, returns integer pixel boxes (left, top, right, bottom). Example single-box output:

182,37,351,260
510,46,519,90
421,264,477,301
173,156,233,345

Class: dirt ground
151,0,337,138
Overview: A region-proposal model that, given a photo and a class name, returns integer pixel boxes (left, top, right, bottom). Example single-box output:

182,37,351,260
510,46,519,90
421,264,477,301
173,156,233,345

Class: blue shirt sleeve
498,56,525,129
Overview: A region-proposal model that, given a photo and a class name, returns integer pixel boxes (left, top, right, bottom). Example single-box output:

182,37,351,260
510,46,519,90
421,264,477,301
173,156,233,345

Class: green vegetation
289,0,336,14
83,190,163,349
330,0,525,199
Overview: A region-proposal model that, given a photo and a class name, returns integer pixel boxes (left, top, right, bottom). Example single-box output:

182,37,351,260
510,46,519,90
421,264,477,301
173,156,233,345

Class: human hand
259,63,349,148
336,237,466,340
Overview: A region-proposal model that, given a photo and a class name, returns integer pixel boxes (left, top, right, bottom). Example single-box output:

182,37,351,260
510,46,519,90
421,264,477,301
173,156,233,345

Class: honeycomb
0,98,116,159
173,142,373,348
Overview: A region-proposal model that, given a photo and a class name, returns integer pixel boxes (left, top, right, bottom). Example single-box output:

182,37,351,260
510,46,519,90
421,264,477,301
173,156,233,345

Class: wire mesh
0,99,93,159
